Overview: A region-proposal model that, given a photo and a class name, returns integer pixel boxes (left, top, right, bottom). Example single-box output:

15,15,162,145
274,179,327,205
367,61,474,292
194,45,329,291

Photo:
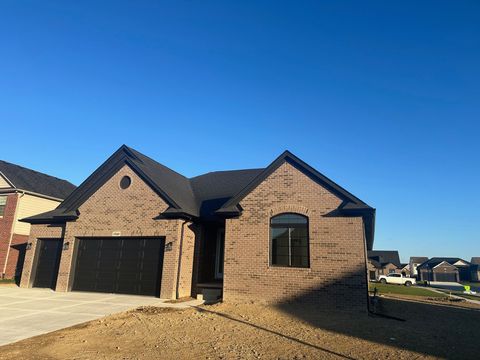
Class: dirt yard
0,298,479,360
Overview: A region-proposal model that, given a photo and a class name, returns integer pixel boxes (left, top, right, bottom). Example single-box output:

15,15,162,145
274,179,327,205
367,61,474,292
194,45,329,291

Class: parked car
378,273,416,287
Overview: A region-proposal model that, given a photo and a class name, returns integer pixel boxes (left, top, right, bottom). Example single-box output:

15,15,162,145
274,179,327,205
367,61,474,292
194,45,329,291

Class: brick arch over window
270,212,310,268
268,205,310,218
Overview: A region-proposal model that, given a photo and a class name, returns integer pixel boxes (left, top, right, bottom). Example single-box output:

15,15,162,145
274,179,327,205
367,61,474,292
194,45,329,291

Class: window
388,274,401,277
120,176,131,189
270,213,309,268
0,196,6,216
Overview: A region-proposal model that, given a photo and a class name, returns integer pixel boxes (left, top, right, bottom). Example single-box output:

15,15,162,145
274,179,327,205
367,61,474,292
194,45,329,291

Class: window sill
268,265,311,270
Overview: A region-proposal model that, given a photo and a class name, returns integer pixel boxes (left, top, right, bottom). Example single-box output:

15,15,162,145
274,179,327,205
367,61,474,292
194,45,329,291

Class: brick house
20,146,375,311
0,161,75,282
417,258,471,282
367,250,401,280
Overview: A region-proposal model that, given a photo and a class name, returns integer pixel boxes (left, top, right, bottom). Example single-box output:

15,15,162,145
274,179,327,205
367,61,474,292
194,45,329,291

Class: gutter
2,191,25,278
0,188,64,202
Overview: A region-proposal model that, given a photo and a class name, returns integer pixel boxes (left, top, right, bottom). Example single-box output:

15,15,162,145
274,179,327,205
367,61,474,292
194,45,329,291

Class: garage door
72,237,165,296
33,239,63,289
434,272,457,282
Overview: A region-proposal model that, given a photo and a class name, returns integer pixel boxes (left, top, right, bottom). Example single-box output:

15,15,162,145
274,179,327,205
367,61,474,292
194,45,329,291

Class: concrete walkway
0,286,203,346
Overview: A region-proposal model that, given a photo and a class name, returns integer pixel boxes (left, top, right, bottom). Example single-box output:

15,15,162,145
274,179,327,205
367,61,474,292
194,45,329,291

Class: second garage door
72,237,165,296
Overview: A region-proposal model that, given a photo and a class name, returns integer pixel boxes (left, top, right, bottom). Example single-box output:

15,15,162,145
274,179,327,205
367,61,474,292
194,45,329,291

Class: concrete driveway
0,286,168,346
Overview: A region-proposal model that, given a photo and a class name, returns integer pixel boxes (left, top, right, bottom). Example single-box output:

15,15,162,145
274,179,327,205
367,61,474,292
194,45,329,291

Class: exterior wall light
165,242,173,252
63,242,70,251
26,243,32,250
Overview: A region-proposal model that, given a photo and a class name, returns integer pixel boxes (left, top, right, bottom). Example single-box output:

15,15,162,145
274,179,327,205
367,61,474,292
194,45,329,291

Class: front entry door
215,229,225,279
33,239,63,289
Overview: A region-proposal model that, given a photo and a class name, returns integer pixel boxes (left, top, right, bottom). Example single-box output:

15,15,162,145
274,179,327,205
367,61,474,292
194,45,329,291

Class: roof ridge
190,168,264,179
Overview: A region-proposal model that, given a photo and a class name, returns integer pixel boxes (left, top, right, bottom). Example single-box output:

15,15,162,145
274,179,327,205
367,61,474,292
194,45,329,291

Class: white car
378,273,416,287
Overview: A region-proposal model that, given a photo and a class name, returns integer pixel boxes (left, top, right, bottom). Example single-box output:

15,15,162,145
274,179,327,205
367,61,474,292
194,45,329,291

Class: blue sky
1,1,478,262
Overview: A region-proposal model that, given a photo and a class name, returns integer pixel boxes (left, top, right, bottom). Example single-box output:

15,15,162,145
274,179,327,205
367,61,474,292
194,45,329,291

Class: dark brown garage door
72,237,165,296
33,239,63,289
434,272,457,282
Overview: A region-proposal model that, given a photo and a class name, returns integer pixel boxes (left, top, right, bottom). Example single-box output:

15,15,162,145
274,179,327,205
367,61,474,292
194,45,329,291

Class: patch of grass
369,283,445,297
0,278,15,284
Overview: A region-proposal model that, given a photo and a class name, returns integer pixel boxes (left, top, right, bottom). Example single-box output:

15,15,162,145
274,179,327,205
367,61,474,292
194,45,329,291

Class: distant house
471,257,480,282
0,160,76,282
367,250,401,281
400,264,410,277
409,256,428,279
417,258,471,282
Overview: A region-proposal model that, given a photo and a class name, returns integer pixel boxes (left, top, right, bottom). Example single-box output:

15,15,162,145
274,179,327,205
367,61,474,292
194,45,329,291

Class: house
367,250,401,280
471,257,480,282
19,146,375,311
417,258,471,282
399,264,410,277
409,256,428,279
0,160,76,282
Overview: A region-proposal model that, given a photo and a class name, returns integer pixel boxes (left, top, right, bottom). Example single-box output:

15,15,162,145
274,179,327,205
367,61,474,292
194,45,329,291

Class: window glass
270,213,309,268
0,196,6,216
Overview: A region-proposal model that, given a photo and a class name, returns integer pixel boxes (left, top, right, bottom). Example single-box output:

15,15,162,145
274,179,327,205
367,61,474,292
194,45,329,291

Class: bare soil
0,298,479,360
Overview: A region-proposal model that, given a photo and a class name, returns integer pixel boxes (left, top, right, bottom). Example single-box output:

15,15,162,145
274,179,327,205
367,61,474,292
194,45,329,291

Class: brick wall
0,193,18,278
20,165,193,299
223,162,367,311
4,233,29,279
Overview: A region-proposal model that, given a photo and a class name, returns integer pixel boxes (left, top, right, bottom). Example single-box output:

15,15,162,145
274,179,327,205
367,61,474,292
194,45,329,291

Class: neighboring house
471,257,480,282
417,258,471,282
367,250,401,280
0,160,75,282
19,146,375,311
409,256,428,279
400,264,410,277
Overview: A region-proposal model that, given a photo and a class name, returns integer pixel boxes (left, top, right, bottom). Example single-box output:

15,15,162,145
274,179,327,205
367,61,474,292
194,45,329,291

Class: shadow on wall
273,269,480,359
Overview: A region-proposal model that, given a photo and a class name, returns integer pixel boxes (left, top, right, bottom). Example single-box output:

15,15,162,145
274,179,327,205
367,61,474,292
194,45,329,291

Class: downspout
175,220,189,299
362,217,371,315
3,191,25,278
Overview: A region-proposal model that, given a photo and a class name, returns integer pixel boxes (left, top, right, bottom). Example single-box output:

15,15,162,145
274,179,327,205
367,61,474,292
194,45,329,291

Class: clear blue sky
1,1,478,262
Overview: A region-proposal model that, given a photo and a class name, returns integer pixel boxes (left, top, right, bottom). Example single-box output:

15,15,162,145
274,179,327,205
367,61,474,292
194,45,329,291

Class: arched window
270,213,309,268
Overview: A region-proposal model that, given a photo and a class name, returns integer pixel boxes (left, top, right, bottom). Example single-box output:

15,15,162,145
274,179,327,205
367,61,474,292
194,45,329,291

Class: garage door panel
72,237,164,296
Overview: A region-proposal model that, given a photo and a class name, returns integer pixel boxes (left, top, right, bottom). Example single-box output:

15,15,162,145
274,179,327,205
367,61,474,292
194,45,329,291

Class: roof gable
217,151,372,214
59,145,196,216
433,261,458,270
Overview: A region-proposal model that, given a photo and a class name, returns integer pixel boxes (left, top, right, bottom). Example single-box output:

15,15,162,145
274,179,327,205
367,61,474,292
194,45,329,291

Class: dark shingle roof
0,160,76,199
417,257,470,269
368,251,401,267
22,145,374,252
126,147,198,216
410,257,428,263
190,169,264,218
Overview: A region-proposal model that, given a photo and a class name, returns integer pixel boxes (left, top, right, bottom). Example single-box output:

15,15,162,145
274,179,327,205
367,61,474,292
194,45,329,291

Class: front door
33,239,63,289
215,229,225,279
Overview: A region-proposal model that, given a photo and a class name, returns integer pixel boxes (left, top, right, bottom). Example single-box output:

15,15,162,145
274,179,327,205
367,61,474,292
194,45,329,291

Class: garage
33,239,63,289
434,272,458,282
72,237,165,296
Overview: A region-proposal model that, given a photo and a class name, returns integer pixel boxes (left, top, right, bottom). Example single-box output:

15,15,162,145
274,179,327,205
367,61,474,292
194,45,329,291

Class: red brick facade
0,194,27,279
